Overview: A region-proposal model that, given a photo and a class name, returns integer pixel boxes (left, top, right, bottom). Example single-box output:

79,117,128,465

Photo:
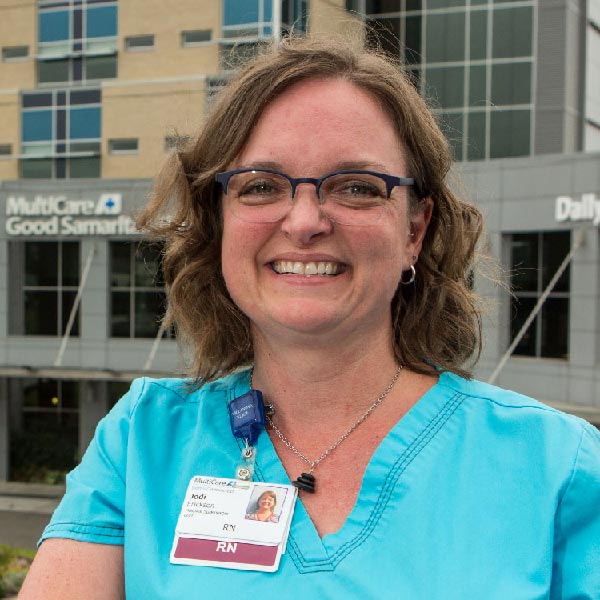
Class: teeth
272,261,343,276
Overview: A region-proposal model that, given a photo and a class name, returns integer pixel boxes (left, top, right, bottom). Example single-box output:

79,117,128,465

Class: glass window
469,65,487,106
367,17,401,57
70,89,101,104
69,156,100,177
224,0,259,26
135,244,165,287
438,111,464,159
426,66,464,108
110,242,131,287
263,0,272,22
86,5,118,38
426,12,465,63
281,0,307,31
181,29,212,45
366,0,402,13
509,232,570,359
11,379,79,483
125,35,155,51
490,109,530,158
0,144,12,155
37,59,70,84
467,111,486,160
542,232,571,292
39,10,70,42
108,138,139,154
69,106,101,139
110,242,168,338
25,242,58,286
510,296,536,356
492,7,533,59
15,241,80,336
427,0,465,8
86,54,117,79
2,45,29,61
541,298,569,359
134,291,165,338
22,93,53,108
469,9,487,60
22,110,53,142
20,158,53,178
404,15,422,64
491,62,531,106
20,91,101,178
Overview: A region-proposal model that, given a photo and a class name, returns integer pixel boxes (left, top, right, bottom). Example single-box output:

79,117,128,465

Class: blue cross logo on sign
95,193,122,215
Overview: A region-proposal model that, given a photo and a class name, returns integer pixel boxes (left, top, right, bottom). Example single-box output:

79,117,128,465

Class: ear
406,197,433,265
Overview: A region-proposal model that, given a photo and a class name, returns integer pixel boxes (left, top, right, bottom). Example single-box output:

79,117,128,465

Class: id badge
170,476,298,572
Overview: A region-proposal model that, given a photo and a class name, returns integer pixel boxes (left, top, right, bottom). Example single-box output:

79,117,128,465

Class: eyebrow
233,160,394,174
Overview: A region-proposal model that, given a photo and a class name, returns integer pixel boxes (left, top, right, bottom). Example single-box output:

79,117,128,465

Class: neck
250,322,400,428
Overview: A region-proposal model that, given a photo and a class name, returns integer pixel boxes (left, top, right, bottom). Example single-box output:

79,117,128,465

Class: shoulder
438,370,584,421
436,371,598,456
122,369,252,414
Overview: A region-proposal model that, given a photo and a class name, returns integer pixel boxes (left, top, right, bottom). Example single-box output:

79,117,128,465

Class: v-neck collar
224,368,465,574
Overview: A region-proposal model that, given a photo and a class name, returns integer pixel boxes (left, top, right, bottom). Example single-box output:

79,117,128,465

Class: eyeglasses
215,168,415,226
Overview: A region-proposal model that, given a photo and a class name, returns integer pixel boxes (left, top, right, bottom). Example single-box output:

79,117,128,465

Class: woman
21,37,599,598
245,490,279,523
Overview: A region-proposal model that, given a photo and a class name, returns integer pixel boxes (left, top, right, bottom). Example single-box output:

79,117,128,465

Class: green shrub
0,545,35,598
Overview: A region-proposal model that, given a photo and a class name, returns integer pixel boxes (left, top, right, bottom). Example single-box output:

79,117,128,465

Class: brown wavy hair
138,35,483,383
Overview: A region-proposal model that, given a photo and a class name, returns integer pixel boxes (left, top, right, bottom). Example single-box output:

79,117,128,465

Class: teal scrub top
42,370,600,599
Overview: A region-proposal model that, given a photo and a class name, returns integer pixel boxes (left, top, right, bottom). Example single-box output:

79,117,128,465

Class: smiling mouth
271,260,345,276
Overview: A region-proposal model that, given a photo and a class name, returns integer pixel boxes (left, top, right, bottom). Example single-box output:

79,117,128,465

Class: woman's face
258,493,275,511
221,77,431,344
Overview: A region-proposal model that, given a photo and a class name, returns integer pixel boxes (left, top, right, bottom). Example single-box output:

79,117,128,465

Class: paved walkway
0,482,64,550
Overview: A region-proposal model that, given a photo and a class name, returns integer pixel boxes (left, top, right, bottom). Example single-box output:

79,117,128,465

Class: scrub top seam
282,391,465,573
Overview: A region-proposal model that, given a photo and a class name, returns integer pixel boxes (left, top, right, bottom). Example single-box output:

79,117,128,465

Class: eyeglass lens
225,171,391,225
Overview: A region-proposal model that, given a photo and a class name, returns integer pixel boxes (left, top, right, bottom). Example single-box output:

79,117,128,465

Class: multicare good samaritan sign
4,192,138,236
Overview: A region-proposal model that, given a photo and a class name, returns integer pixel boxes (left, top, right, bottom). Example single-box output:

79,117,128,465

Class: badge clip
228,389,266,481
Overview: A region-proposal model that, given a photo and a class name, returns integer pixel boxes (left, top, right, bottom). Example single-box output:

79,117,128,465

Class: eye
323,174,387,208
240,178,281,196
341,180,383,197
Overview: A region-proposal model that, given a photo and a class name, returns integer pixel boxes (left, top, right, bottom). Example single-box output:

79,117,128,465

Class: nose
280,182,333,244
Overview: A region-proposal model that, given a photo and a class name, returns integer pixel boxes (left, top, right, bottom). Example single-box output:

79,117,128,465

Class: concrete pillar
79,380,108,458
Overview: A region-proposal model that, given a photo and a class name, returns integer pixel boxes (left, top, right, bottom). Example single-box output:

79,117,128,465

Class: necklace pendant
292,472,316,493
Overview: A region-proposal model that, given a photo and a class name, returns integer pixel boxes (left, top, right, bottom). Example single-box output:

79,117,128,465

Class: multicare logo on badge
170,476,298,572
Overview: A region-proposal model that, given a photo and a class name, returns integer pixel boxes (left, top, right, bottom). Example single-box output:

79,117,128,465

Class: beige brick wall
308,0,363,42
118,0,221,80
0,91,20,180
102,79,206,178
0,0,36,90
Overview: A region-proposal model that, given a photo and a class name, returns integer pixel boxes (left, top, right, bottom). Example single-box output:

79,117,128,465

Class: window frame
109,241,169,339
9,240,81,337
108,138,139,155
181,29,212,47
20,88,102,179
2,45,29,61
124,34,155,52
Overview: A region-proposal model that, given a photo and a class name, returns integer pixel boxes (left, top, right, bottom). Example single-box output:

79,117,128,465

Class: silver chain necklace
251,365,403,493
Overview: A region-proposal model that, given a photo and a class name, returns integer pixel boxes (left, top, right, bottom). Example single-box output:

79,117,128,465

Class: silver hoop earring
400,265,416,285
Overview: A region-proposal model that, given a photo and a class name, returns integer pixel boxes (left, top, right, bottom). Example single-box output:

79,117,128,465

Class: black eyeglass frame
214,168,416,200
